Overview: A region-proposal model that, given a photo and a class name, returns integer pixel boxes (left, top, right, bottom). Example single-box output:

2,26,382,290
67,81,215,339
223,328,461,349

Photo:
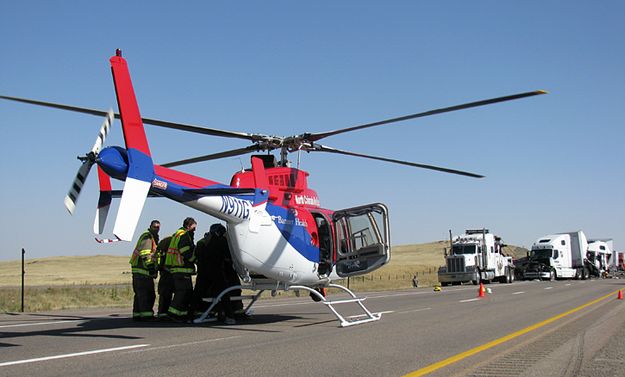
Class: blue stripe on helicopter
126,148,154,183
265,204,319,263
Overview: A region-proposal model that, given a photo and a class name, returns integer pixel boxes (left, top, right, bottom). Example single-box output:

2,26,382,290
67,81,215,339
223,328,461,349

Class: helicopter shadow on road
0,316,145,344
185,313,307,332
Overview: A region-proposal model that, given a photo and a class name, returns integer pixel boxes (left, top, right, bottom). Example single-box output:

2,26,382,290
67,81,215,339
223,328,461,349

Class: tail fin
109,50,154,241
94,166,112,234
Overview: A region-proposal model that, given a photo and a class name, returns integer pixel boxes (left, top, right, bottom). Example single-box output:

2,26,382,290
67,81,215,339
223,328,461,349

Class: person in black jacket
191,223,238,324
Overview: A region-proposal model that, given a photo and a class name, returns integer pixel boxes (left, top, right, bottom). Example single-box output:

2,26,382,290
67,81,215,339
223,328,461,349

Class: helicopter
0,50,545,326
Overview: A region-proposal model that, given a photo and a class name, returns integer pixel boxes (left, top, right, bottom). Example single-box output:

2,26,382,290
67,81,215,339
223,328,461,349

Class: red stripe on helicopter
97,166,112,191
154,165,220,188
110,55,151,157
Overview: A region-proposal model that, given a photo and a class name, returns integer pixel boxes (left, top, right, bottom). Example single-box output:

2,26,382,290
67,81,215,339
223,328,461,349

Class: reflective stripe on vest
131,267,152,276
130,231,155,267
165,229,186,268
170,267,195,274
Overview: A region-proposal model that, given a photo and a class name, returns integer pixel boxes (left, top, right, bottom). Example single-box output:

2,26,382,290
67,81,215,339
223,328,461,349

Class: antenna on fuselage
297,148,301,169
236,157,244,172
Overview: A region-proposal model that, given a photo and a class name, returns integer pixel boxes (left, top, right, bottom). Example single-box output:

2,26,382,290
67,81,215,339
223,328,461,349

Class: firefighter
164,217,197,322
203,224,237,324
130,220,160,321
190,229,215,317
156,234,173,319
222,230,245,319
190,223,241,323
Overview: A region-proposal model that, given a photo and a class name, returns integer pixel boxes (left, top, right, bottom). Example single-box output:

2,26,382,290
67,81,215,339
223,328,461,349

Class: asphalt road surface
1,279,625,377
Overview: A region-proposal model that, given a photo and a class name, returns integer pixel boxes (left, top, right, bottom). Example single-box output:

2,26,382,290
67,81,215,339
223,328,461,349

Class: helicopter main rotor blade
307,90,547,142
0,95,257,141
160,145,262,168
310,144,484,178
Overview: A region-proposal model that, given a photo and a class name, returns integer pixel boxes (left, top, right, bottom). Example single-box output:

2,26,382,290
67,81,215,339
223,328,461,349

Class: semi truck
587,239,613,276
524,230,597,280
438,229,514,286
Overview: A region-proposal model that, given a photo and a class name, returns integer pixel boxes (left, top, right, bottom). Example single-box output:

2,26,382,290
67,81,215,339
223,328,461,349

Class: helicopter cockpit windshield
332,203,390,277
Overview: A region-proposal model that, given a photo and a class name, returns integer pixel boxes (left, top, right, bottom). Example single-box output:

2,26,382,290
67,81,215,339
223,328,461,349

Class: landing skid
193,281,382,327
292,283,382,327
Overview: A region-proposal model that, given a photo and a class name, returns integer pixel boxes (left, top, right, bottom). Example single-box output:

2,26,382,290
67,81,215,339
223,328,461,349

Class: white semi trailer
438,229,514,286
524,230,596,280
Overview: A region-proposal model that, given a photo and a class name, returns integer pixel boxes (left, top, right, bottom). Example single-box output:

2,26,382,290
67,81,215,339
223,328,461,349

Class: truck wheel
500,268,510,284
582,267,589,280
574,268,580,280
549,269,556,281
472,271,480,285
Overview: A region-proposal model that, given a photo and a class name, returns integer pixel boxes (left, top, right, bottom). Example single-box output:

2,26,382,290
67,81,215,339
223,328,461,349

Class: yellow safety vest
129,230,156,276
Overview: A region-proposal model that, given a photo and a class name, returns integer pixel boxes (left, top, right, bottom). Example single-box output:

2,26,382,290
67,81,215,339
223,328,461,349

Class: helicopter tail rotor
64,109,114,214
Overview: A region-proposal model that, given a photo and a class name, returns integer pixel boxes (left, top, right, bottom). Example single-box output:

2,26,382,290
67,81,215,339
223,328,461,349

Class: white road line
565,284,572,286
544,287,554,290
346,310,395,319
397,307,432,314
460,298,480,303
128,336,241,353
0,320,82,329
512,291,525,295
0,344,149,367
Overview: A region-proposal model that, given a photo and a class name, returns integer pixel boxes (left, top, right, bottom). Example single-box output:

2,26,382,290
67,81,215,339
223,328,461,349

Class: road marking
565,284,572,286
402,288,622,377
459,298,480,303
0,344,149,367
512,291,525,295
0,320,82,329
544,287,553,290
398,308,432,314
346,310,394,319
128,336,241,353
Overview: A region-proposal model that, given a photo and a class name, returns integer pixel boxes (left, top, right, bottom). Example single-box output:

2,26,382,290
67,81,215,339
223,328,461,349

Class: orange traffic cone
478,283,485,298
618,290,623,300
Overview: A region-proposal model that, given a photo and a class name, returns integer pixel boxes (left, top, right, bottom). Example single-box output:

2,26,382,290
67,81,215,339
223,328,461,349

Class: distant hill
502,244,530,260
0,242,529,287
391,241,529,265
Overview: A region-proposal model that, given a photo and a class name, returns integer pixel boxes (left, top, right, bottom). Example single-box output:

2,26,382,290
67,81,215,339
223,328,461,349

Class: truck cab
525,234,572,280
525,231,590,280
438,229,514,286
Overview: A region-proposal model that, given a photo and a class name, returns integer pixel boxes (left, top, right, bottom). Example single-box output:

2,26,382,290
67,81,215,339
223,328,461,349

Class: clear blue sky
1,1,623,260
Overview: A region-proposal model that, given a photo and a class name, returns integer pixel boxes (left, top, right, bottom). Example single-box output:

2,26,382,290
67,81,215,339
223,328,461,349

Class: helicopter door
311,212,333,277
332,203,390,277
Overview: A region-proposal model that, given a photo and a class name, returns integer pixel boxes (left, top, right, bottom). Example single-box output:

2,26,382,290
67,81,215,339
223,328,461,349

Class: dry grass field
0,255,131,287
0,241,527,312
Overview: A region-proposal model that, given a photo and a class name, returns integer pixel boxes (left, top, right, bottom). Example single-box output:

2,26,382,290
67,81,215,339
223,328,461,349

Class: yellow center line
403,288,623,377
